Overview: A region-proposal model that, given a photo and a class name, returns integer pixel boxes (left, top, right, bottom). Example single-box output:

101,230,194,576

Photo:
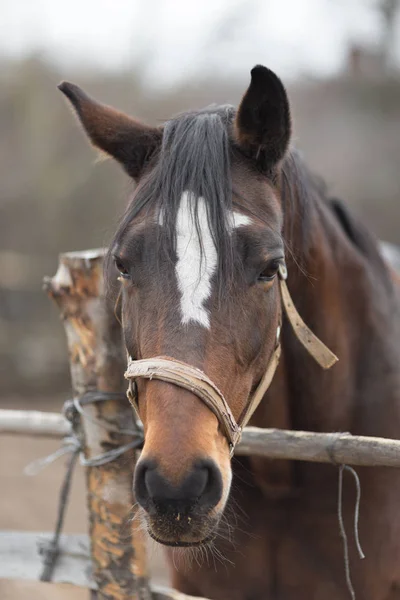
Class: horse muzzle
134,456,223,546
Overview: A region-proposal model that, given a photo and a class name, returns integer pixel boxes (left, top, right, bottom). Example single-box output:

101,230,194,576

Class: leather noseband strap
124,266,338,455
125,356,242,451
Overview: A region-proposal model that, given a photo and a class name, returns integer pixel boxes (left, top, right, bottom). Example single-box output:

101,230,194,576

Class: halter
124,265,338,456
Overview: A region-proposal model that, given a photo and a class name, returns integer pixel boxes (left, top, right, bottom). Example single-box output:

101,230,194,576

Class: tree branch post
45,249,150,600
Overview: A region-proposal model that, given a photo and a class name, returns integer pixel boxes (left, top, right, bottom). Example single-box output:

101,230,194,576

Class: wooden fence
1,248,400,599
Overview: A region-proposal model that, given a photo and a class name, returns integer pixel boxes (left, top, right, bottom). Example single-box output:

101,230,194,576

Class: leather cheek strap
238,344,281,430
278,265,338,370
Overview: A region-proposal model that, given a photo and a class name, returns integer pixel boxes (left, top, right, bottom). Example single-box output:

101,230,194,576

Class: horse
59,65,400,600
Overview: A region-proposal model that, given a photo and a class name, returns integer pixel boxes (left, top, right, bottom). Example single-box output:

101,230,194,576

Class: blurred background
0,0,400,596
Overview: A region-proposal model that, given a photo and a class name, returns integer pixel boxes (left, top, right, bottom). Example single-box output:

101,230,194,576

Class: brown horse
59,66,400,599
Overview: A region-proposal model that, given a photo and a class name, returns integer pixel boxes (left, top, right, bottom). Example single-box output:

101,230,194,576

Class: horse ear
58,82,161,180
235,65,291,172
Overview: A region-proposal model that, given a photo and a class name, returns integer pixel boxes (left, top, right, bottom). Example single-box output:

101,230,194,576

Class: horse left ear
235,65,291,172
58,81,162,180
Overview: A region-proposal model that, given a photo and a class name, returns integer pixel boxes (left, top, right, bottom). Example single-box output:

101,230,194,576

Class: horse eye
258,260,281,283
114,257,130,279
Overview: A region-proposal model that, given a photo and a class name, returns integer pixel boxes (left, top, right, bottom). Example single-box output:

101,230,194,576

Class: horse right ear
58,82,162,180
235,65,291,172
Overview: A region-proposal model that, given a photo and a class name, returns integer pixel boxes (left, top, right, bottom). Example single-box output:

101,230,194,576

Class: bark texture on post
45,249,150,600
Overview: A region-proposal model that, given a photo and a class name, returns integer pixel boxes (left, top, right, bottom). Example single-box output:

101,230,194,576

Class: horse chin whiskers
128,504,233,571
148,529,216,548
144,510,223,552
129,505,149,535
169,530,236,573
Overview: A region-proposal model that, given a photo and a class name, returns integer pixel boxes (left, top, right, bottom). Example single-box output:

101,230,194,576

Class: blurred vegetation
1,55,399,395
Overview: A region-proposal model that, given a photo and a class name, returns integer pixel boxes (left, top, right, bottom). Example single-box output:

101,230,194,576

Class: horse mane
281,149,392,289
280,149,317,255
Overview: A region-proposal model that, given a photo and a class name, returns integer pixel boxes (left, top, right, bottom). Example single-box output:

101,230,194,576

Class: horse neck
242,158,397,497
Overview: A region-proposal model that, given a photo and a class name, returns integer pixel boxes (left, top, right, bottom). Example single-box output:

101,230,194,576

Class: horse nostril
195,459,223,510
134,458,223,514
134,458,157,511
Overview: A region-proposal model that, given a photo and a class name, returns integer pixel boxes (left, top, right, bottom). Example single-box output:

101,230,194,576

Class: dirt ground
0,395,169,599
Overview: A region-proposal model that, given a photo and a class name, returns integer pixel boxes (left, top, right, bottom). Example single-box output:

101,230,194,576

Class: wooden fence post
45,249,150,600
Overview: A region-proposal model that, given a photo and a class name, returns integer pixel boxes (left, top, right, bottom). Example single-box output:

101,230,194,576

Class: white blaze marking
175,191,251,328
230,212,251,229
175,192,216,328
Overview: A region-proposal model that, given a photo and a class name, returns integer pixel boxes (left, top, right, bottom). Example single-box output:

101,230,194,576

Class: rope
337,464,365,600
24,436,80,476
80,439,142,467
74,391,140,437
25,391,144,583
39,448,80,581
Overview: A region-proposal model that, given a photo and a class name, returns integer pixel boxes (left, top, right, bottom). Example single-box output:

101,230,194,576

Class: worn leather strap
125,357,242,451
124,266,338,454
239,344,282,430
278,264,338,370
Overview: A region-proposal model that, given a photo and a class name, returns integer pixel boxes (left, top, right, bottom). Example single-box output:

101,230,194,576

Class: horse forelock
106,105,239,299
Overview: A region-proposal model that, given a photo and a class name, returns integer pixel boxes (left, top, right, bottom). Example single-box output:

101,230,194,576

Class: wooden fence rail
2,408,400,468
0,409,70,437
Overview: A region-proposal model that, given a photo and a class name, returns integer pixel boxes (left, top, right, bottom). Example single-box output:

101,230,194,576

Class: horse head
59,66,292,547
